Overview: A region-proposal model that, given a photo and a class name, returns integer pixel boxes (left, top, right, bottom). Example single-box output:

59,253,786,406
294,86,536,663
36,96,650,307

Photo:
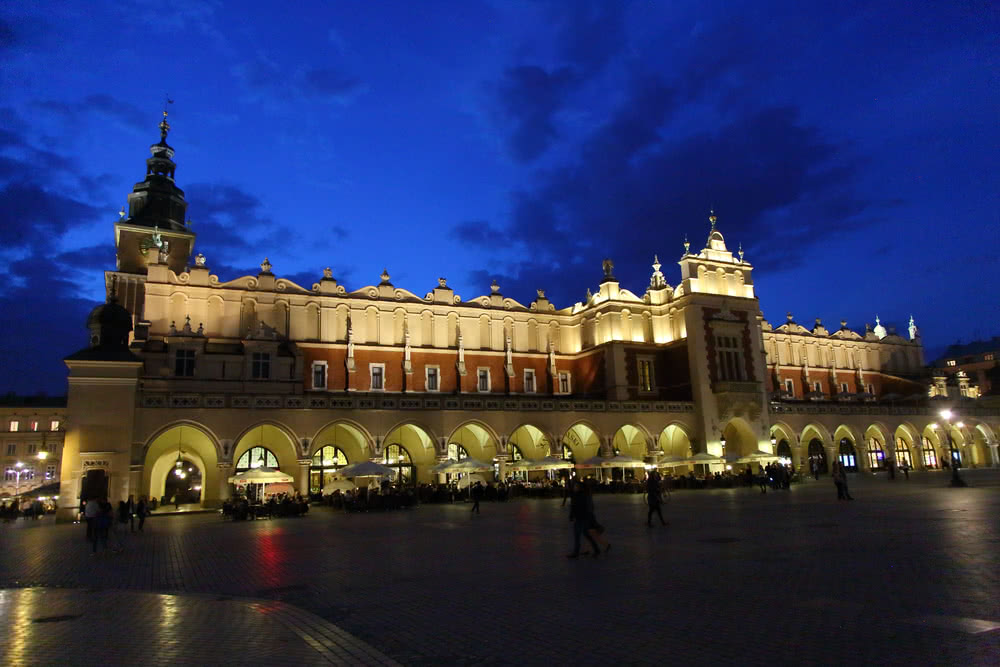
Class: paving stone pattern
1,470,998,666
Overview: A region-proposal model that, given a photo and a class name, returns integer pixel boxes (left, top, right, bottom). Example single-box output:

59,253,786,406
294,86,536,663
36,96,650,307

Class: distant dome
86,299,133,348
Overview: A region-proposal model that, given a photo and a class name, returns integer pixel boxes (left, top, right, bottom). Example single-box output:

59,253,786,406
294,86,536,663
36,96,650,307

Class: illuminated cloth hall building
55,116,1000,518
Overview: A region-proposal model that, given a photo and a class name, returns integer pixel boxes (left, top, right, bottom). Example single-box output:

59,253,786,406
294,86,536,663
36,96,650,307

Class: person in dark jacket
646,470,668,527
567,481,601,558
135,496,147,532
470,481,483,514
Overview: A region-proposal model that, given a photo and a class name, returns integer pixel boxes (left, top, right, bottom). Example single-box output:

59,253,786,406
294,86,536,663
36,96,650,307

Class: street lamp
6,461,27,499
939,409,967,487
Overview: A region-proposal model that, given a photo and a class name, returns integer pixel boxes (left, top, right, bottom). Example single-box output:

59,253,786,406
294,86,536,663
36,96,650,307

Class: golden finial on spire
709,209,717,230
159,96,174,141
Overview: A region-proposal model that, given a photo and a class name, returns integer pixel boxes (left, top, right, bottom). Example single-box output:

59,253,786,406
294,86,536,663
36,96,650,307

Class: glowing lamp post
939,409,967,488
6,461,27,499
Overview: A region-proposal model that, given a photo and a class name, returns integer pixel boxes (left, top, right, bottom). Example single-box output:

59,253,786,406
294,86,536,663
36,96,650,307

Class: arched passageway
143,423,220,508
382,423,437,483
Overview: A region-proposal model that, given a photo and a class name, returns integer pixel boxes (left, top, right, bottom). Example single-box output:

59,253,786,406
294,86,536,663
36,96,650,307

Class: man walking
567,481,602,559
470,481,483,515
645,470,668,527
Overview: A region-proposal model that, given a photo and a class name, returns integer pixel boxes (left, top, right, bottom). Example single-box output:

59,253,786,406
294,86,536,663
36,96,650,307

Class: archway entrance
382,423,437,483
776,440,792,463
144,424,219,508
808,439,828,474
839,438,858,472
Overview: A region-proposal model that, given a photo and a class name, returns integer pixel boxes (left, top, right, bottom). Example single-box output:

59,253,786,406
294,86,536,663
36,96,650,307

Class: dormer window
175,349,195,377
251,352,271,380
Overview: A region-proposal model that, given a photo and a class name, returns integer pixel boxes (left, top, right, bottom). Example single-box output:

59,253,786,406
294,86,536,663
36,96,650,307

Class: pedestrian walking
136,496,147,532
470,481,483,514
127,495,136,532
831,461,854,500
567,480,601,559
645,470,668,527
84,496,101,545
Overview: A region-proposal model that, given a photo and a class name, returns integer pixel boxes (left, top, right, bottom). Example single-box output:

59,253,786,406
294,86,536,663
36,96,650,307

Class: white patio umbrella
332,461,397,479
656,455,689,468
457,473,487,489
685,452,723,475
323,479,356,494
523,456,575,471
432,458,492,497
228,467,295,503
737,451,780,464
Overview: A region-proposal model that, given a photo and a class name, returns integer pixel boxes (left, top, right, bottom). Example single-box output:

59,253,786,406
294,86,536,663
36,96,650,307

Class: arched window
447,443,468,461
807,439,827,474
310,446,347,493
236,446,278,472
776,440,792,464
384,444,415,486
895,438,912,468
866,439,885,470
921,437,937,469
508,445,526,482
839,438,858,472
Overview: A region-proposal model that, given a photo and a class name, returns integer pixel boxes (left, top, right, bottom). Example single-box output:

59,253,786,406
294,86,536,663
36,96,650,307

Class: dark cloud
497,66,577,162
0,255,97,395
0,182,101,249
54,244,116,271
303,68,365,102
233,57,367,107
0,18,15,50
33,95,149,132
492,2,631,163
461,69,864,308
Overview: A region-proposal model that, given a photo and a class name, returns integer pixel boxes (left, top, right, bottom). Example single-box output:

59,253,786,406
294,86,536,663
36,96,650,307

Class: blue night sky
1,1,997,395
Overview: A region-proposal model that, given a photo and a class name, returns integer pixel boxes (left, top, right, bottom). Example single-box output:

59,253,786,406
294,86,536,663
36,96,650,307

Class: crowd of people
222,492,309,520
1,498,51,522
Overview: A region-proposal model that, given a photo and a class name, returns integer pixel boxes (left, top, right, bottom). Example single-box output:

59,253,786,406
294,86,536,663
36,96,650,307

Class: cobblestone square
1,471,998,665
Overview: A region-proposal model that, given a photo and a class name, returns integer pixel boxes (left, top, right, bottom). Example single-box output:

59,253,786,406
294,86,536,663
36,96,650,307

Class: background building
1,397,65,500
54,119,1000,519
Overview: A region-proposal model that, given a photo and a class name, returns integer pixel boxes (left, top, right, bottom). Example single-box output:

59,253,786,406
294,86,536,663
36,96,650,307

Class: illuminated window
310,445,347,493
251,353,271,379
985,354,995,361
839,438,857,471
383,444,414,486
523,368,536,394
29,421,39,432
558,371,571,394
425,366,439,392
477,368,490,392
312,361,327,390
945,360,956,367
866,439,884,470
562,444,575,462
175,349,195,377
447,443,469,461
370,364,385,391
921,437,937,468
895,438,912,468
9,421,18,432
50,420,60,431
638,359,654,392
3,469,14,481
46,465,56,480
235,446,278,472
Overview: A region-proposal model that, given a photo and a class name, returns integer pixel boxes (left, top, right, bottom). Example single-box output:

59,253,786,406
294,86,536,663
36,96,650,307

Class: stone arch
657,422,693,458
769,421,799,468
834,424,862,471
612,423,653,458
893,423,919,470
142,422,221,508
801,422,832,474
448,420,502,462
720,417,758,458
971,422,995,467
863,423,892,471
562,422,601,460
310,420,374,464
382,422,438,482
232,422,301,476
507,423,554,460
